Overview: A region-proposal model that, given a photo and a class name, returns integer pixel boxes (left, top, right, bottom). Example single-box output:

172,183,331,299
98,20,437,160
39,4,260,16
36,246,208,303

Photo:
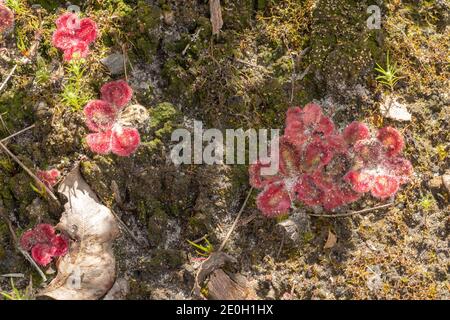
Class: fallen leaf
323,229,337,249
39,166,120,300
209,0,223,35
380,96,412,121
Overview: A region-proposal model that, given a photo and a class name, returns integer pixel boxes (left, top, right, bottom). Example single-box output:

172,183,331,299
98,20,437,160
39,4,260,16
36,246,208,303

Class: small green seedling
375,52,404,91
419,194,435,211
187,237,214,257
0,278,32,300
60,59,92,111
30,182,46,197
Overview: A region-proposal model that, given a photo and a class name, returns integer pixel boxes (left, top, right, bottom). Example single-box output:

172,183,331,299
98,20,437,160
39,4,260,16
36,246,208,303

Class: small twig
0,64,17,93
121,44,128,81
1,124,35,143
0,273,24,278
218,187,253,252
0,140,58,201
0,113,10,134
308,202,395,218
110,209,147,247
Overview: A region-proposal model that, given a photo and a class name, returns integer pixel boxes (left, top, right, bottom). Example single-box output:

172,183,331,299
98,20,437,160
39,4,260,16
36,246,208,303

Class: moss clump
148,102,180,138
145,249,186,273
124,1,161,64
146,206,168,246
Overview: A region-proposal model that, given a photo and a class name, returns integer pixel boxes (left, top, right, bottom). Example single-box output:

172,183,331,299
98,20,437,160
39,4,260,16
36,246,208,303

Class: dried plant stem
0,64,17,93
0,207,47,282
0,140,58,201
0,273,24,278
308,202,394,218
1,124,35,143
110,208,147,247
18,249,47,282
218,187,253,252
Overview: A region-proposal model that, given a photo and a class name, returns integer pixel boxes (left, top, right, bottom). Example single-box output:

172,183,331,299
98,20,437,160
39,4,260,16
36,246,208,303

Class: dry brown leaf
210,0,223,35
39,166,120,300
323,229,337,249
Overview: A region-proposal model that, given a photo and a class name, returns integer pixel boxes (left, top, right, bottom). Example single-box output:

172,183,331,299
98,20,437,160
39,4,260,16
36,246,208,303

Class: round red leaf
256,182,292,218
84,100,117,132
249,160,281,189
371,175,399,199
76,18,98,44
111,126,141,157
20,230,36,251
86,131,112,155
31,244,56,266
100,80,133,109
343,121,370,145
51,235,69,257
377,127,404,157
52,29,80,50
344,170,373,193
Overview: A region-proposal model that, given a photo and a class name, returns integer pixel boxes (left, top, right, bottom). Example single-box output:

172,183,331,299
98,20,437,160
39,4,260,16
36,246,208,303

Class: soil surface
0,0,448,300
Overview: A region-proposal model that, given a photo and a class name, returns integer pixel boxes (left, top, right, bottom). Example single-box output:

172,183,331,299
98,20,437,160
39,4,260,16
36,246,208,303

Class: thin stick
0,113,10,134
110,209,147,247
308,202,394,218
218,187,253,252
0,273,24,278
0,141,58,201
0,64,17,92
18,249,47,282
1,124,35,143
0,208,47,282
276,233,285,259
121,44,128,81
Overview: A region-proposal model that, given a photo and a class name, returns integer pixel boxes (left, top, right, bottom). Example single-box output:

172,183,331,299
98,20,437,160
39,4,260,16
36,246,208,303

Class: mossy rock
146,206,168,246
145,249,186,273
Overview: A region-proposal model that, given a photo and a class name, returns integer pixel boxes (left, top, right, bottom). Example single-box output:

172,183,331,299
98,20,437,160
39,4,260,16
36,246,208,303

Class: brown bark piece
207,269,258,300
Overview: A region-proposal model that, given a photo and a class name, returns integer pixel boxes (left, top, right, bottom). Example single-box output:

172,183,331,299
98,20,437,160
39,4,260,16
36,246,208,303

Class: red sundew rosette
52,12,97,61
36,169,61,188
20,224,69,266
84,81,141,157
0,4,14,33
